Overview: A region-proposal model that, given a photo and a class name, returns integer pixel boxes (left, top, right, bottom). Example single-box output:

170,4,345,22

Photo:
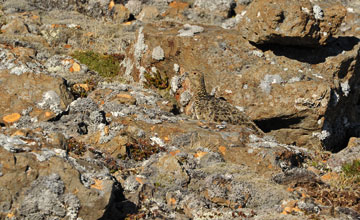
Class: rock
0,145,130,219
327,138,360,171
272,168,319,185
194,0,236,18
177,24,204,37
112,4,131,23
122,21,360,151
239,0,346,47
0,69,73,121
28,0,113,17
0,1,359,219
1,18,29,34
152,45,165,60
125,0,143,16
2,113,21,124
137,6,160,22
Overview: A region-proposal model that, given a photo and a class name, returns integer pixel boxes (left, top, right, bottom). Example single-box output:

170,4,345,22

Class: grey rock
69,98,99,114
19,174,80,219
125,0,143,16
272,168,318,184
194,0,235,13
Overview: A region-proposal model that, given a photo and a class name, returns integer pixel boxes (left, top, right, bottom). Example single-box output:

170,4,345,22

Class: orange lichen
91,179,103,190
135,177,145,184
116,93,133,99
3,113,21,123
169,150,180,156
194,151,208,158
108,0,115,10
218,146,226,155
71,62,81,72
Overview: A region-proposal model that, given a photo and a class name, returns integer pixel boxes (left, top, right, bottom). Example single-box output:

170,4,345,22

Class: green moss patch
72,51,124,78
342,160,360,179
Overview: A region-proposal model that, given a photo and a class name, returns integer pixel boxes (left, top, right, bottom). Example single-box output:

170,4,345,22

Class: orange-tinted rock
3,113,21,124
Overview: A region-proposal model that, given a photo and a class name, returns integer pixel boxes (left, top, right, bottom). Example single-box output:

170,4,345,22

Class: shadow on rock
99,182,138,220
253,36,360,64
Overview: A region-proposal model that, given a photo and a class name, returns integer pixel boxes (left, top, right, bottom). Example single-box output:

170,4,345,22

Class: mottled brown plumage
188,71,263,134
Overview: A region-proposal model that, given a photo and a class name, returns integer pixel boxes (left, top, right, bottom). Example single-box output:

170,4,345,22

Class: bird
187,70,263,135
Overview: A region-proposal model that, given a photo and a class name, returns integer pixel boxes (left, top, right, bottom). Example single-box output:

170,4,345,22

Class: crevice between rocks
251,36,360,64
99,181,138,220
254,116,306,133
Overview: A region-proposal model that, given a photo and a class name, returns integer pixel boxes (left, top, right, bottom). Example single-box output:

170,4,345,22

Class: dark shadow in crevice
254,116,306,133
47,109,69,122
252,36,360,64
170,104,181,115
227,2,237,18
99,181,138,220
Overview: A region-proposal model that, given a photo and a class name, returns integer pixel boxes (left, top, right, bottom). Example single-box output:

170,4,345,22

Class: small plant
342,160,360,179
119,138,166,161
72,51,124,78
70,78,97,98
66,137,87,156
104,156,120,173
144,70,169,89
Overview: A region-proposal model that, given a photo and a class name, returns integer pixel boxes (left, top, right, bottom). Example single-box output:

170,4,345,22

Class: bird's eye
193,72,197,75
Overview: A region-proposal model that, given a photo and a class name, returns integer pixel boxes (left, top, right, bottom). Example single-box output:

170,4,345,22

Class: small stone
125,0,143,16
178,24,204,37
152,46,165,61
137,6,159,22
112,4,131,23
70,62,81,72
3,113,21,123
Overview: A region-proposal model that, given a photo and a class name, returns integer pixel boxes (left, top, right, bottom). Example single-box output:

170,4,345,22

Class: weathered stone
194,0,236,18
0,70,73,121
112,4,131,23
0,146,127,219
1,18,29,34
328,138,360,171
239,0,346,47
122,21,360,151
137,6,160,22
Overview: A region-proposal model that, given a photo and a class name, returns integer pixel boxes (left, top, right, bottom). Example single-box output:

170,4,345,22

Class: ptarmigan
187,70,263,134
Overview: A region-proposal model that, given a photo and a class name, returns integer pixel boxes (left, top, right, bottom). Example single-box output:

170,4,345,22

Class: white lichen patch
259,74,283,94
178,24,204,37
152,46,165,61
0,133,28,152
341,80,350,96
312,130,331,141
37,90,62,114
134,27,148,61
313,5,324,20
150,136,165,147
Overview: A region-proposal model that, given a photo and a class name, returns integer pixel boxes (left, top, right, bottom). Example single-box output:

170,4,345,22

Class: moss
71,51,124,78
342,160,360,177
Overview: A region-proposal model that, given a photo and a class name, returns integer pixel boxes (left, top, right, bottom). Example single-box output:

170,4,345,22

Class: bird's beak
184,72,189,77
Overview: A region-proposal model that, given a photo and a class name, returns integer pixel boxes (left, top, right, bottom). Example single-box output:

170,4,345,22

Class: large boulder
0,46,74,123
239,0,346,47
121,21,360,151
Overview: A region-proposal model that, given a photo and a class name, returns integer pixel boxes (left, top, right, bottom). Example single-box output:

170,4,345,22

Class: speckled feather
189,71,263,134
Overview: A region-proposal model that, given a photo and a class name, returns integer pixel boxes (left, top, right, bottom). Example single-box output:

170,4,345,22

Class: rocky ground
0,0,360,219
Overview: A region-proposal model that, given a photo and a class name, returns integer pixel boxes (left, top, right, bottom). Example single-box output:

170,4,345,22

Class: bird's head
186,70,205,91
